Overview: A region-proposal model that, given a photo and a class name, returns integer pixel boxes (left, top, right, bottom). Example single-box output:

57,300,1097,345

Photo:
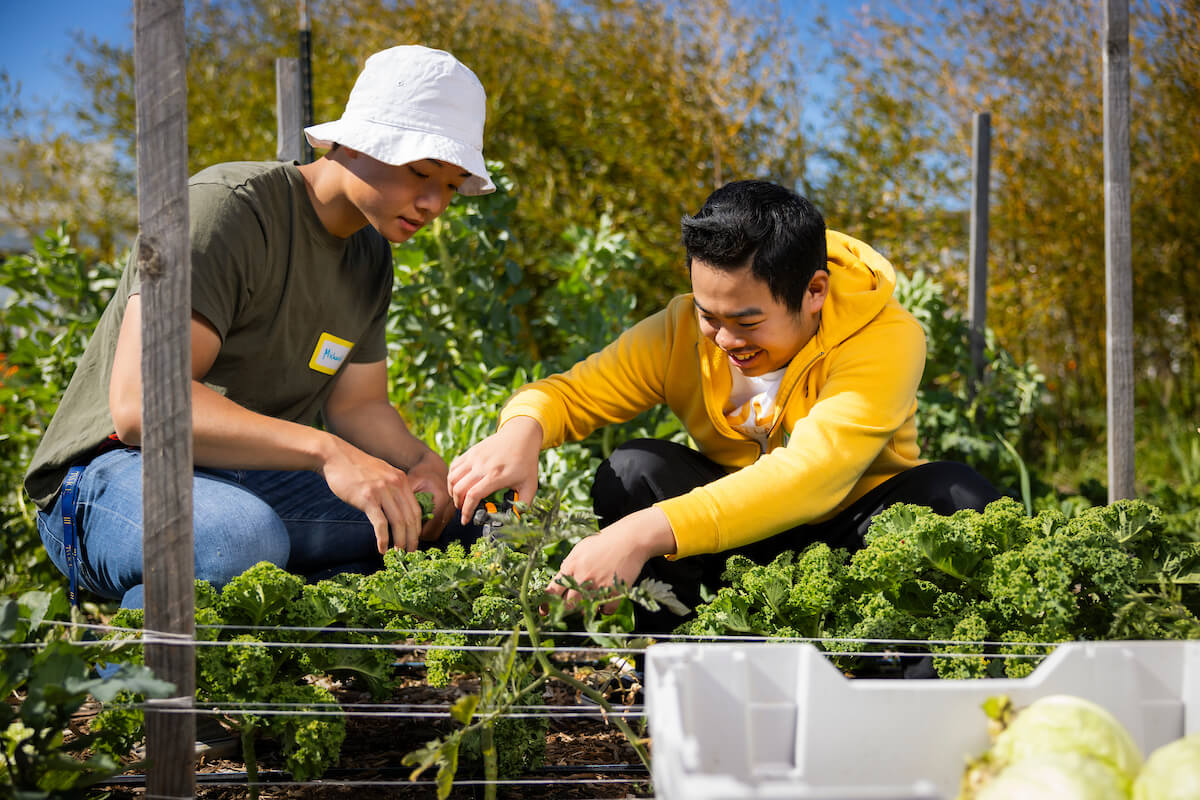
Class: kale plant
683,498,1200,680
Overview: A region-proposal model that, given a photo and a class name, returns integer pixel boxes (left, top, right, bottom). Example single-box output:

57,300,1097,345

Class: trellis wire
37,616,1067,652
18,612,1063,797
104,701,645,719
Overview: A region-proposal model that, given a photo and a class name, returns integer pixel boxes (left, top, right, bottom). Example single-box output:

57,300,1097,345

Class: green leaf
635,577,691,616
449,694,479,726
435,738,461,800
17,590,56,630
0,598,20,641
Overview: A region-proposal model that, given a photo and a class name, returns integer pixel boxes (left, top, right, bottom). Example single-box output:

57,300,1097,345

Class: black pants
590,438,1002,633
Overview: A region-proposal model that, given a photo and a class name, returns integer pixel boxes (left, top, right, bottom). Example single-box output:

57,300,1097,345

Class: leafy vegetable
985,695,1142,786
973,752,1129,800
416,491,435,522
682,498,1200,678
1132,734,1200,800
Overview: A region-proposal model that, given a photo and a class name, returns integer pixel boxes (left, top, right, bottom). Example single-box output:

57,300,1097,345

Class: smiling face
341,152,471,243
691,258,828,376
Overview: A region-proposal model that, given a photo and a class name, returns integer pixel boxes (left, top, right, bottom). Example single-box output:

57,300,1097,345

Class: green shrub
895,269,1046,493
0,226,119,595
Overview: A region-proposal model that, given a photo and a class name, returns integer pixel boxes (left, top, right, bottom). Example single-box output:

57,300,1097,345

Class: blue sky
0,0,133,111
1,1,856,133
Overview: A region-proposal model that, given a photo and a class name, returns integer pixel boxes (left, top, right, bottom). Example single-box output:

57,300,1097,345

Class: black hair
681,180,827,313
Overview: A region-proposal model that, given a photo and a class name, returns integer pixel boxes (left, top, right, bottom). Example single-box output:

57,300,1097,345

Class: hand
545,507,678,614
404,448,458,542
448,416,543,524
318,436,422,554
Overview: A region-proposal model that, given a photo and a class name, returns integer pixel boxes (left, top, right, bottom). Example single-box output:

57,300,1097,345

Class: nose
415,184,452,217
714,326,745,350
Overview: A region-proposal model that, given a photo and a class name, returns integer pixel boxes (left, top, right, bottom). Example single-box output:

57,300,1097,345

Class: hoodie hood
817,230,897,350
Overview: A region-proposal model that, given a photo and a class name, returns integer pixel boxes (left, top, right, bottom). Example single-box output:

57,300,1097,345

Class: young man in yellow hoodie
449,180,999,629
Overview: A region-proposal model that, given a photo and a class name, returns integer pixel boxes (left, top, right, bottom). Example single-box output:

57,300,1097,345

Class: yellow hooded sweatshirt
498,230,926,558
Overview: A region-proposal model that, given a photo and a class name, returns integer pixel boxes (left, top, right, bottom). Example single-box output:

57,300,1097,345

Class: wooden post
134,0,195,796
276,57,305,163
298,0,315,163
1104,0,1135,500
968,111,991,396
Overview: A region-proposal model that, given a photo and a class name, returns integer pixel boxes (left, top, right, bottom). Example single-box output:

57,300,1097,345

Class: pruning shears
472,489,521,540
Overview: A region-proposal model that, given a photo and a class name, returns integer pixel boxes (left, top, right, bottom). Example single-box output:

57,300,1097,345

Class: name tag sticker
309,332,354,375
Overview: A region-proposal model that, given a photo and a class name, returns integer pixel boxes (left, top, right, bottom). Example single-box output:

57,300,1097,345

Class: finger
563,588,581,614
366,508,390,555
449,469,481,522
460,477,499,527
399,488,422,552
420,497,455,542
514,478,538,507
378,494,409,553
448,455,470,489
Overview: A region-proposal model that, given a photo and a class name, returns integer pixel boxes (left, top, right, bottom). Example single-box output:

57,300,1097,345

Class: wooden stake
275,57,305,163
134,0,195,795
1104,0,1135,500
968,111,991,398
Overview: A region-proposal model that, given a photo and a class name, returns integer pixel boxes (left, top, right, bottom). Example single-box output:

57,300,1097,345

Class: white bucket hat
305,45,495,196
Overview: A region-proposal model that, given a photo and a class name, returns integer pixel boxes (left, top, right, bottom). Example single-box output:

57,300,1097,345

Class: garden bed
88,659,653,799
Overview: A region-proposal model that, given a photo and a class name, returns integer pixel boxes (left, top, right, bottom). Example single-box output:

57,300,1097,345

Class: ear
806,270,830,314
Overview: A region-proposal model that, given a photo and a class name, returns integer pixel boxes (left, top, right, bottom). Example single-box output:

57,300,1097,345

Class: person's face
343,152,470,243
690,258,827,377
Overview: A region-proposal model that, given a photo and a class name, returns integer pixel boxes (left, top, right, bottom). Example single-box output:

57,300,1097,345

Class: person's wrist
405,444,434,471
622,507,678,560
500,415,545,450
307,428,341,473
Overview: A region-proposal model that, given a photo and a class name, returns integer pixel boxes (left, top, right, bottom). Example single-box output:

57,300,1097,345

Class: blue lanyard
61,465,85,607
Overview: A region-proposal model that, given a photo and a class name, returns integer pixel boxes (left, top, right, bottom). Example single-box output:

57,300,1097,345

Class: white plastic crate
645,640,1200,800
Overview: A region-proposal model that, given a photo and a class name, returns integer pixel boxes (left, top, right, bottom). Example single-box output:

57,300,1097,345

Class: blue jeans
38,448,477,608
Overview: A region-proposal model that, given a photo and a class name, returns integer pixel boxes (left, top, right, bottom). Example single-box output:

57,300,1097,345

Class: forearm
324,399,434,471
118,379,337,471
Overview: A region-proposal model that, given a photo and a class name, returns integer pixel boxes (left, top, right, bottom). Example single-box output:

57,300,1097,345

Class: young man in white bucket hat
26,45,494,608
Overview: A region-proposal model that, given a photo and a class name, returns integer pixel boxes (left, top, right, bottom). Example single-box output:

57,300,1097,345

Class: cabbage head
976,752,1129,800
1132,734,1200,800
989,694,1143,786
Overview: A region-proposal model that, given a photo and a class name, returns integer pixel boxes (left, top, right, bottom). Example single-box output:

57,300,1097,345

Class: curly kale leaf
216,561,305,628
987,517,1140,640
264,681,346,782
681,544,848,639
459,715,548,777
425,631,470,688
1086,499,1200,584
928,612,992,680
363,544,476,626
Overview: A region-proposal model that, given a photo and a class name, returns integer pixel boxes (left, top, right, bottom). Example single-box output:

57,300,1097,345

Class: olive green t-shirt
24,161,393,510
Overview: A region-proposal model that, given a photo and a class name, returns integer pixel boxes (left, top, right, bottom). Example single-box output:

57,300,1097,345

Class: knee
603,438,673,475
193,498,290,589
592,438,718,525
923,461,1003,514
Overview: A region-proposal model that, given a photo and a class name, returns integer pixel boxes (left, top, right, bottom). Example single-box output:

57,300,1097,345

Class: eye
408,165,430,179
